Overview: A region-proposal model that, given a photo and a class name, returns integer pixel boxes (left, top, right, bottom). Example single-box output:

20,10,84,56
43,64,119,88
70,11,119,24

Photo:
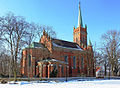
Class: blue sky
0,0,120,47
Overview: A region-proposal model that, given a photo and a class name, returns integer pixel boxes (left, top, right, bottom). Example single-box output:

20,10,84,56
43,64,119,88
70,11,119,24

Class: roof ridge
52,38,78,44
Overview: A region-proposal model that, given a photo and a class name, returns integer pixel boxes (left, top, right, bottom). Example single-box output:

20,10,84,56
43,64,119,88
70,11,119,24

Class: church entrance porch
37,58,68,78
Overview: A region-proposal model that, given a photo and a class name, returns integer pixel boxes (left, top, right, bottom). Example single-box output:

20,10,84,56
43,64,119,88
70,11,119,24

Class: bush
0,74,9,78
1,80,7,84
0,74,4,78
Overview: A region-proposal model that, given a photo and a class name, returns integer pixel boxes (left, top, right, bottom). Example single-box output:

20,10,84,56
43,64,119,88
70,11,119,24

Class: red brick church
21,3,95,78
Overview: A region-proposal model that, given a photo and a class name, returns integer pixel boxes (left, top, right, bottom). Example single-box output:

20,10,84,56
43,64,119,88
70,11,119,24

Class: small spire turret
88,38,92,46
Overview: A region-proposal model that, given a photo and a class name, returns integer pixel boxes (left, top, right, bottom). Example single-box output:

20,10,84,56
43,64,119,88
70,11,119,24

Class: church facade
21,3,95,78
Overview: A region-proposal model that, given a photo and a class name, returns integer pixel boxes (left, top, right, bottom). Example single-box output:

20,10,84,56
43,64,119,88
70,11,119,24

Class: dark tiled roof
52,38,81,49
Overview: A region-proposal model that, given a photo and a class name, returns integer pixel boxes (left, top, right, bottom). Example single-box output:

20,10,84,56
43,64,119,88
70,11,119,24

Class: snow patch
0,80,120,88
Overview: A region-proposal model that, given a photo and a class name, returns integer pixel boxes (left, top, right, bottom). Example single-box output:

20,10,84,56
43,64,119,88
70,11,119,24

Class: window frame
81,57,84,69
73,56,76,69
64,55,68,63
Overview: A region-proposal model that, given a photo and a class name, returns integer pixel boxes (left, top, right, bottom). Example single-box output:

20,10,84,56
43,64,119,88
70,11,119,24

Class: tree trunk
111,65,114,76
104,64,107,76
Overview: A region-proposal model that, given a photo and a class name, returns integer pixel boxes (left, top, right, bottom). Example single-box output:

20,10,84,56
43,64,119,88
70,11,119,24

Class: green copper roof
78,2,83,27
26,42,44,48
88,38,92,46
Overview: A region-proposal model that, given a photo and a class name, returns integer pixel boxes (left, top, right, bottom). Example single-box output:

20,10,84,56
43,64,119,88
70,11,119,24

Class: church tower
73,2,87,49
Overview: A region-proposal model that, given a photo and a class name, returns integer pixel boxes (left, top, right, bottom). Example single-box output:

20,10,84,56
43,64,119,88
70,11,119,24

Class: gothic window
64,55,68,63
81,57,84,69
61,66,64,74
73,56,76,69
91,57,93,66
27,55,31,67
77,58,80,73
83,37,84,43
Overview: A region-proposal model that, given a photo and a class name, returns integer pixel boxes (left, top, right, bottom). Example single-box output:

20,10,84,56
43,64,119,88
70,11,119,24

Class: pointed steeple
88,38,92,46
78,2,83,27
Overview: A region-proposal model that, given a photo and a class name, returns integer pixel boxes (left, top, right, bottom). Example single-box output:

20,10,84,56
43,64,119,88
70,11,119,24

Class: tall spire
77,2,83,27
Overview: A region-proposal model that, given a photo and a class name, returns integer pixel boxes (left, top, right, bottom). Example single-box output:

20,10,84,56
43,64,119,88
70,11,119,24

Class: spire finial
77,1,83,27
79,2,80,8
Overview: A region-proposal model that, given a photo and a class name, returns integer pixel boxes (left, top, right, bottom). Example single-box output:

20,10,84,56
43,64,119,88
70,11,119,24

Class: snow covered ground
0,79,120,88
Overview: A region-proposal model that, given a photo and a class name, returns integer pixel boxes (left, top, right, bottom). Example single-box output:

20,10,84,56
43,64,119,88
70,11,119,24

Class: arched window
81,57,84,69
73,56,76,69
28,54,31,67
61,66,64,74
64,55,68,62
82,36,85,44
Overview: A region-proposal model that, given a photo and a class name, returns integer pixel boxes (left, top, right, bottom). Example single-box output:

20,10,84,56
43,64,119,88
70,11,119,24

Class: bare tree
36,25,56,40
0,13,36,81
0,12,57,81
0,52,11,77
101,30,120,76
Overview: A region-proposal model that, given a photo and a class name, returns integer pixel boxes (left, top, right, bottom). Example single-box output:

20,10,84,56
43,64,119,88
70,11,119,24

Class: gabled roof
52,38,82,50
25,38,83,51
